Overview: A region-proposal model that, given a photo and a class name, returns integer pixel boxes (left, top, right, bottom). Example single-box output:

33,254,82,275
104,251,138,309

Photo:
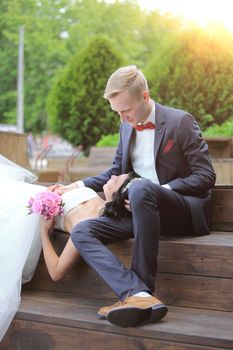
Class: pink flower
28,197,34,206
48,205,60,217
27,191,65,220
32,199,43,214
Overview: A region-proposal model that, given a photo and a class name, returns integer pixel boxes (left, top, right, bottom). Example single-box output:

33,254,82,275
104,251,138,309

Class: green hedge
96,133,119,147
47,35,122,150
203,117,233,137
147,29,233,130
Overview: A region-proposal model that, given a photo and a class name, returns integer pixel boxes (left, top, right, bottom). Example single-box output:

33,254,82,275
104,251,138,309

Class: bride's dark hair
102,171,140,219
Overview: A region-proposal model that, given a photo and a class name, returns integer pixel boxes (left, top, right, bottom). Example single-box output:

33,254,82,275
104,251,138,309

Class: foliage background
0,0,233,147
47,36,122,149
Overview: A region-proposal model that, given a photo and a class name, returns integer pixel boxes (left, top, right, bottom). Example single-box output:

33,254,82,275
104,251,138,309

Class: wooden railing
0,131,28,167
205,137,233,184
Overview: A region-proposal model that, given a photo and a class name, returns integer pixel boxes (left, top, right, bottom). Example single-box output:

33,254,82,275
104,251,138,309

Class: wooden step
25,231,233,312
1,290,233,350
2,186,233,348
210,186,233,231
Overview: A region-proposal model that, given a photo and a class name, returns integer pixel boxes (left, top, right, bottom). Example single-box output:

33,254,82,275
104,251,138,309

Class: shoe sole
107,304,167,328
149,304,168,323
96,312,107,320
107,306,151,327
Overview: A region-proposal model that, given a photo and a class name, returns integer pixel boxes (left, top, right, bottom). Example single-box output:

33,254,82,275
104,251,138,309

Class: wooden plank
214,185,233,189
25,263,233,312
2,319,228,350
205,137,232,158
2,319,227,350
210,189,233,231
158,232,233,278
0,131,28,167
213,159,233,184
1,320,129,350
156,273,233,312
24,232,233,311
2,291,233,349
28,231,233,280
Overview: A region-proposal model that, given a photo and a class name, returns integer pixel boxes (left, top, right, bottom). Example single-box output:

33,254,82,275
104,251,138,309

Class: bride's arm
40,218,79,281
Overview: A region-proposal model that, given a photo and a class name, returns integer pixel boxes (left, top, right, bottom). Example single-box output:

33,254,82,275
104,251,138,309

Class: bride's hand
40,217,54,234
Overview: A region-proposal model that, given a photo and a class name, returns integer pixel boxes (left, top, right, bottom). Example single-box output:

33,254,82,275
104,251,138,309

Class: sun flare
137,0,233,33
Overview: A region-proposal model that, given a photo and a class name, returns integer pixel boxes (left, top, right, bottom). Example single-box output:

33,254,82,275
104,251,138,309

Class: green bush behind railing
96,133,119,147
96,116,233,147
203,117,233,137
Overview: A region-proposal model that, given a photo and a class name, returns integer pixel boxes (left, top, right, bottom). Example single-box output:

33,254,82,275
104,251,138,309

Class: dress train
0,154,45,341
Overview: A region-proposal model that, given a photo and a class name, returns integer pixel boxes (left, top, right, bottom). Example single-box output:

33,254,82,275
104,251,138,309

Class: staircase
1,185,233,350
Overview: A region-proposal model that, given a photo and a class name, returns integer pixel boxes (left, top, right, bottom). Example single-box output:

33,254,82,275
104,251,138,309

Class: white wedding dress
0,154,46,341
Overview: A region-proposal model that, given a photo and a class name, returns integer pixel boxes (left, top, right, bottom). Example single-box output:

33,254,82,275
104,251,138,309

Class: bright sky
136,0,233,33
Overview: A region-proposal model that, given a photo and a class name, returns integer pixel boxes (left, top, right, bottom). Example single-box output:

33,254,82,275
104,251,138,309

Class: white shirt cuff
161,184,172,190
74,180,85,188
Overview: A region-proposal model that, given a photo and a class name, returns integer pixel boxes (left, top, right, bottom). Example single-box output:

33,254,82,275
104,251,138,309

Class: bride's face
103,174,129,201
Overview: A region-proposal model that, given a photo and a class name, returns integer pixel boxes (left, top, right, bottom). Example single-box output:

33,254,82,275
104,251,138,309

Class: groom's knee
71,219,94,247
128,179,159,208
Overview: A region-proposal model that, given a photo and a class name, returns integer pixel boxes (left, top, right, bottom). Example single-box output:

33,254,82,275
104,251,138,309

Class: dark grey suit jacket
83,102,216,235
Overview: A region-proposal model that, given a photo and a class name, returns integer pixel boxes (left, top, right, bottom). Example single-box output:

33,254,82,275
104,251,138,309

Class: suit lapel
121,101,166,173
122,123,134,173
153,101,166,164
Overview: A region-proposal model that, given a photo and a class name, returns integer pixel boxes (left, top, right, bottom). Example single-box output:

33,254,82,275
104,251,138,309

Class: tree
47,35,122,150
0,0,176,133
147,29,233,129
0,0,70,131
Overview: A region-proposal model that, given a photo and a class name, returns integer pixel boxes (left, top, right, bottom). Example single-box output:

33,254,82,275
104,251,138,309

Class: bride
0,154,136,341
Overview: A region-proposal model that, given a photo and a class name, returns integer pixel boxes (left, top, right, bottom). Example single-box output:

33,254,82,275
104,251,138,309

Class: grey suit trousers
71,180,194,299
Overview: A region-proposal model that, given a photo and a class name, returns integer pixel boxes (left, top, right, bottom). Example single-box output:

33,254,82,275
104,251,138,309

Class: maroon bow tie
134,122,155,132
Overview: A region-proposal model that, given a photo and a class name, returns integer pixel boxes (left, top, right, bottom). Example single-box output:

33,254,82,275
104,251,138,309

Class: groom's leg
128,180,194,293
71,216,151,299
71,198,168,327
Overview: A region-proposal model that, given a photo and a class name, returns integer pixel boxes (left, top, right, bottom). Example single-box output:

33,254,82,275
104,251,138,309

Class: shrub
96,133,119,147
147,29,233,130
47,35,122,150
203,116,233,137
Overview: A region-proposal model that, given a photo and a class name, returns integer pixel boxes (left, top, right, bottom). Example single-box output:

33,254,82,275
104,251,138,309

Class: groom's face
109,90,150,127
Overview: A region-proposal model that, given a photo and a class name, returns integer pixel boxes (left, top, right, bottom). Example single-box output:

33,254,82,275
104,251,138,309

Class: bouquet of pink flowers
27,191,65,220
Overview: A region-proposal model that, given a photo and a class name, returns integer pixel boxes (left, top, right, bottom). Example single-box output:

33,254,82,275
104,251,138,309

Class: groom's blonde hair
104,65,148,100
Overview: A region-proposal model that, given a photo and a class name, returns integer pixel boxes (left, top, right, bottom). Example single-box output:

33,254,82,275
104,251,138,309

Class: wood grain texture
205,137,232,158
0,131,27,167
156,273,233,311
210,188,233,231
24,232,233,311
6,184,233,349
1,291,233,350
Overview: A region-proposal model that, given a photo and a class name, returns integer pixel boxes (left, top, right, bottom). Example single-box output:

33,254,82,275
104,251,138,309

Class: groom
56,65,216,327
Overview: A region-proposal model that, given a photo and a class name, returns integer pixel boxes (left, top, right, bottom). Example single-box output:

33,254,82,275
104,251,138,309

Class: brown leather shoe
97,300,123,319
106,295,168,327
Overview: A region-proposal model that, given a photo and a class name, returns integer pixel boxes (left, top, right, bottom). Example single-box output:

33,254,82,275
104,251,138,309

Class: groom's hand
53,183,78,195
124,199,131,212
47,184,61,192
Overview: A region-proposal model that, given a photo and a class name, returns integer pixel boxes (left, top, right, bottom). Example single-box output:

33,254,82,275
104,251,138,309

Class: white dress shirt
130,103,160,184
75,101,171,189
